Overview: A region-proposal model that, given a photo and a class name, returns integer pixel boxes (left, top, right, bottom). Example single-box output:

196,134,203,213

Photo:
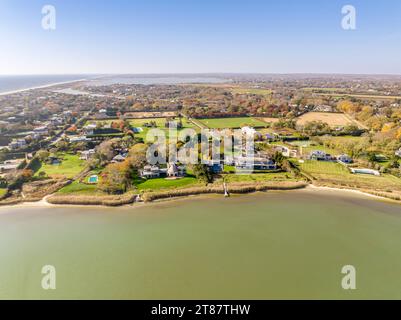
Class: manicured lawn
129,118,198,141
198,117,267,129
57,181,99,194
299,160,401,191
300,144,339,156
36,154,86,179
135,177,199,191
0,188,7,197
300,161,349,177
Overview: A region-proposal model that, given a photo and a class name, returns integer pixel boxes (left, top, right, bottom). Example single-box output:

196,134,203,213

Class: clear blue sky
0,0,400,75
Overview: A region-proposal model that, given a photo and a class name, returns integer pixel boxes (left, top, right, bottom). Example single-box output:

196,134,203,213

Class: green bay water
0,190,400,299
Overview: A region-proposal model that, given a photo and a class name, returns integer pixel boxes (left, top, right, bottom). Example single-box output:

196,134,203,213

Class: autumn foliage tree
98,160,132,194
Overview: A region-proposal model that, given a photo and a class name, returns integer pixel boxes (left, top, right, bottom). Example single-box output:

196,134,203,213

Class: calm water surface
0,190,400,299
0,75,88,94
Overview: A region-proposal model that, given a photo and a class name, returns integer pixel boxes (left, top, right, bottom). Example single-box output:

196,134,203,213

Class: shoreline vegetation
1,180,400,208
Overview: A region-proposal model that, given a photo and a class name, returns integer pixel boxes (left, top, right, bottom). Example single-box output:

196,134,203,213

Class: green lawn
198,117,267,129
300,161,350,177
300,144,339,156
129,118,198,141
36,154,86,179
135,177,199,191
57,181,99,194
299,160,401,192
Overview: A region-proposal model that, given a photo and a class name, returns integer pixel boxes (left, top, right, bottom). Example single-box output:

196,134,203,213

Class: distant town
1,74,401,206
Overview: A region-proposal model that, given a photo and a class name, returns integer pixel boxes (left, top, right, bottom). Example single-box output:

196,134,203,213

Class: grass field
36,154,86,179
300,160,401,192
302,88,401,100
319,135,365,144
300,144,339,156
302,87,347,92
230,88,273,96
57,181,99,194
296,112,357,128
300,161,349,177
135,177,199,191
129,118,198,140
317,93,401,101
198,117,267,129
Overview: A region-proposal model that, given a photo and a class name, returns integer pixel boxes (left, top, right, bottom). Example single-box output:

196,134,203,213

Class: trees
302,121,331,136
7,169,34,190
128,143,148,169
190,164,213,184
94,139,116,165
36,150,50,162
98,161,132,194
55,140,69,152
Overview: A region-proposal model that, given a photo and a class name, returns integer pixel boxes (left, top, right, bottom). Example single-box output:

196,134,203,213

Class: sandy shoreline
0,78,88,96
0,183,399,211
305,184,396,202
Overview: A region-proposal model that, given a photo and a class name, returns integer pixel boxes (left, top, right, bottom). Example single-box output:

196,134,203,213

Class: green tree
98,161,131,194
190,164,213,184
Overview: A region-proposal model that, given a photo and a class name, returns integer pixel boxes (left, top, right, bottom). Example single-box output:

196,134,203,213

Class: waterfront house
235,156,276,171
139,165,168,179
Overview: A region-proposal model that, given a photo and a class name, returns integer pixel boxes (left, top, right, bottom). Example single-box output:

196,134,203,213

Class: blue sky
0,0,400,75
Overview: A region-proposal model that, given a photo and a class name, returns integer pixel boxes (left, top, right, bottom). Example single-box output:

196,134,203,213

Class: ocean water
0,75,90,94
0,189,400,299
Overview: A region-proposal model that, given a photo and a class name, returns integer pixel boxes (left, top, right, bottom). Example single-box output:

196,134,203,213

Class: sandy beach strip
306,184,398,202
0,78,88,97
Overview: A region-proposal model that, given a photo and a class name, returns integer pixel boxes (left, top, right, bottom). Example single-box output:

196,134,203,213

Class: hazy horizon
2,72,401,77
